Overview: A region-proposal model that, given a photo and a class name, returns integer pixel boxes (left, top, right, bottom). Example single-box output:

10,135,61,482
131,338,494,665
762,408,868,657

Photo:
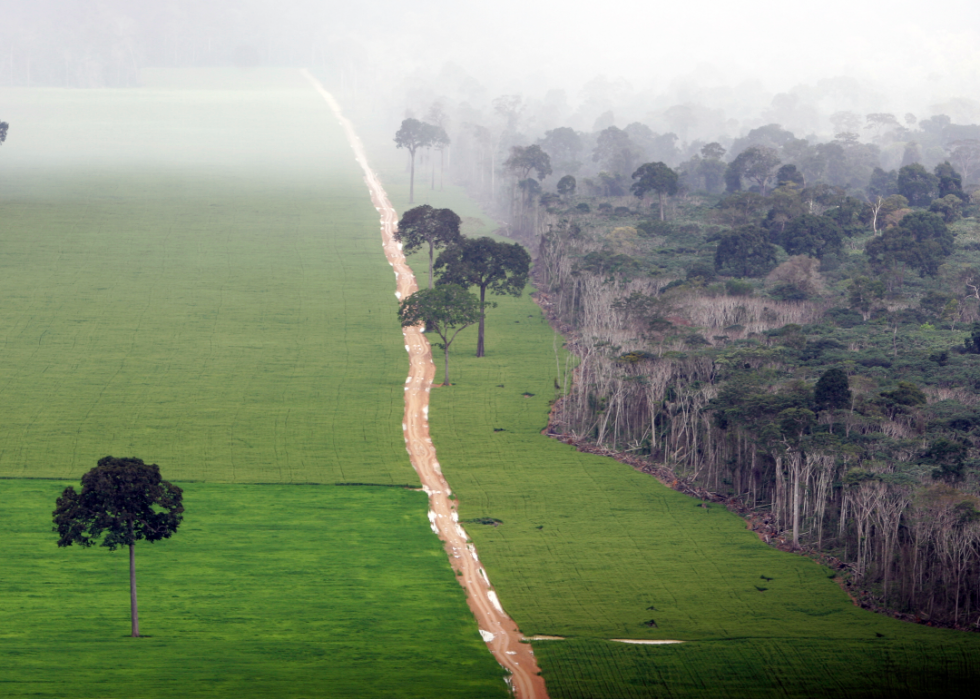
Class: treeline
405,92,980,627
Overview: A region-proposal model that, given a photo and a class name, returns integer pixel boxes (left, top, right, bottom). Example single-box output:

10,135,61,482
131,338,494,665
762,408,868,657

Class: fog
2,0,979,141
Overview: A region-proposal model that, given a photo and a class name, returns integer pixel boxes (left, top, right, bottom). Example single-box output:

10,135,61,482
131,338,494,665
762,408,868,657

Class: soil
303,70,549,699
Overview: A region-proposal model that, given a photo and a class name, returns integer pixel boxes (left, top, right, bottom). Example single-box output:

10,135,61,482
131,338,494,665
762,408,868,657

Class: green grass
364,140,980,696
0,479,507,698
0,74,411,484
0,71,510,697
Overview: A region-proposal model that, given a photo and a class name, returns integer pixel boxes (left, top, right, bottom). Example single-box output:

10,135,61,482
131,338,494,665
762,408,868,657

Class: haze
2,0,978,133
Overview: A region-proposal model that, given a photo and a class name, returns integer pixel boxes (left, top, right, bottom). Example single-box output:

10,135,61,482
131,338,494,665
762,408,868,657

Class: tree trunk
443,343,451,385
659,192,666,222
792,463,801,549
129,543,140,638
428,242,434,289
476,285,487,357
409,150,416,205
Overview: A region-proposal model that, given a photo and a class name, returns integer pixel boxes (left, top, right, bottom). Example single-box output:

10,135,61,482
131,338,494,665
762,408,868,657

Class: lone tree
53,457,183,638
394,118,433,205
630,162,679,221
435,237,530,357
395,205,462,289
399,284,480,385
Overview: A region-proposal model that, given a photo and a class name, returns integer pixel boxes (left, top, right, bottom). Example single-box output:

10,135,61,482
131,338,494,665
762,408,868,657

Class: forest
396,94,980,629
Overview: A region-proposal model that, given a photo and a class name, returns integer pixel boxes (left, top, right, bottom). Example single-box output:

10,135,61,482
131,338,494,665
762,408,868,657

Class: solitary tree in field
394,118,433,205
399,285,480,385
53,456,183,638
395,205,462,289
630,162,678,221
435,237,530,357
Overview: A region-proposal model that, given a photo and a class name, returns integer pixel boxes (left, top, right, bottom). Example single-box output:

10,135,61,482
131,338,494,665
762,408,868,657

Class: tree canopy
864,210,953,277
395,205,462,288
398,284,480,385
714,226,778,278
53,456,183,637
630,162,679,221
435,237,531,357
394,118,435,204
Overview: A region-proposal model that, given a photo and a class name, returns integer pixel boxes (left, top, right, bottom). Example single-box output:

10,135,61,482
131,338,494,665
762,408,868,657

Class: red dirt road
302,70,548,699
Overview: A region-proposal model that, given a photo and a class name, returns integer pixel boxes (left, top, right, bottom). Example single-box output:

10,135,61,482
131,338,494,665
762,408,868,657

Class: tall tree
504,144,552,180
398,285,480,385
727,146,781,195
395,205,462,289
435,237,531,357
53,457,183,638
630,162,679,221
897,163,938,206
394,118,433,205
592,126,642,177
865,210,953,277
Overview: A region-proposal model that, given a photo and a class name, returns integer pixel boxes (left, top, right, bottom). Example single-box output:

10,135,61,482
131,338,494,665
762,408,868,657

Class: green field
0,71,508,697
0,479,505,698
0,71,410,485
366,142,980,696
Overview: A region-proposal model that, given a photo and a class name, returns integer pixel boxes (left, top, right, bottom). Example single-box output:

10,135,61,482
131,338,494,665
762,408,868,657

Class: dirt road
302,70,548,699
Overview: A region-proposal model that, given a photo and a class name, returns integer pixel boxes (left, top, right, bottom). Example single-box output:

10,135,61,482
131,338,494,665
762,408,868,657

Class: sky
1,0,979,123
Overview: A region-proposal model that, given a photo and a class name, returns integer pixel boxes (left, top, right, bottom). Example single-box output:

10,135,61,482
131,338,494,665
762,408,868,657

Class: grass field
0,72,411,485
0,479,506,698
364,133,980,696
0,71,509,697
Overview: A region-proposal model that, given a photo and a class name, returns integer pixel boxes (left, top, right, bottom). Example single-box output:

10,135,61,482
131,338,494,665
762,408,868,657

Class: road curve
301,70,549,699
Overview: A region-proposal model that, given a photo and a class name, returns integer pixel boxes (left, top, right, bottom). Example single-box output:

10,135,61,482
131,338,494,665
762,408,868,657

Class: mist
2,0,979,158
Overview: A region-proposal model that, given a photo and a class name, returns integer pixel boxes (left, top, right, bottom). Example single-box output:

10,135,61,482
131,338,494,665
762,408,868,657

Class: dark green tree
776,213,843,258
934,161,964,199
864,210,953,276
398,284,480,385
714,226,778,278
630,162,679,221
53,457,184,638
814,368,852,410
0,121,7,145
395,205,462,289
435,237,530,357
897,163,939,206
776,164,805,188
556,175,576,199
394,118,434,205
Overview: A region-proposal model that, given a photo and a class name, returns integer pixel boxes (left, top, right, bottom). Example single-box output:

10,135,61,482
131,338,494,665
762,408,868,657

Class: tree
934,161,964,199
0,121,7,145
53,457,183,638
504,144,552,181
394,118,434,205
864,211,953,276
538,127,582,173
592,126,642,177
630,162,678,221
435,237,530,357
897,163,938,207
395,205,462,289
556,175,576,199
814,368,851,410
398,285,480,385
726,146,781,195
776,213,843,259
714,226,778,278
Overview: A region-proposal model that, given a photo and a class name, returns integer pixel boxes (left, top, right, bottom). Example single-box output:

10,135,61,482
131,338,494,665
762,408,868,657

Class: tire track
301,70,548,699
